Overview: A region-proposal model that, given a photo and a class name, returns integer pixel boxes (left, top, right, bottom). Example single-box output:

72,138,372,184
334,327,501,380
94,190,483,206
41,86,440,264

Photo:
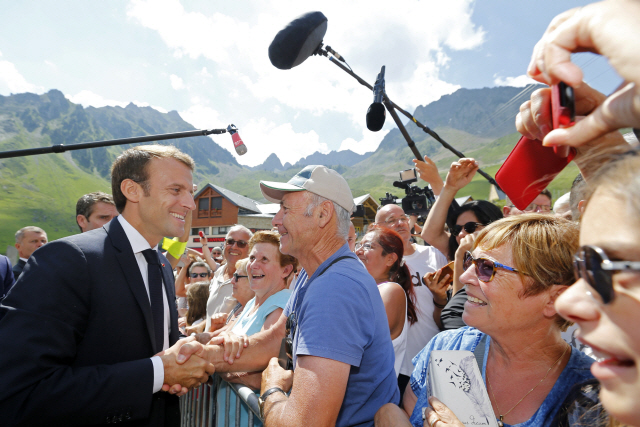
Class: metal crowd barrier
180,375,262,427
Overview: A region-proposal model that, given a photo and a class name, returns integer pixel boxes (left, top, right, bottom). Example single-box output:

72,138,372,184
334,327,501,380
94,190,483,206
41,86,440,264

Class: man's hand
444,158,478,192
413,155,444,195
260,357,294,395
207,313,228,332
159,338,215,395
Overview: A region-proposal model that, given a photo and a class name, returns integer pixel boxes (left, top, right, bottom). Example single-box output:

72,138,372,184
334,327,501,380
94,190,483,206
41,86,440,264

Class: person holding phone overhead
420,158,503,331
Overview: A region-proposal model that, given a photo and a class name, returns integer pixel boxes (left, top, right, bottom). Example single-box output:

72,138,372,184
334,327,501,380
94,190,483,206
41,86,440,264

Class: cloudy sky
0,0,621,167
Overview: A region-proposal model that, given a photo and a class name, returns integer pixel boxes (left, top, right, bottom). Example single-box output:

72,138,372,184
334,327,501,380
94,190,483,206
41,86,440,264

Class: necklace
486,343,569,427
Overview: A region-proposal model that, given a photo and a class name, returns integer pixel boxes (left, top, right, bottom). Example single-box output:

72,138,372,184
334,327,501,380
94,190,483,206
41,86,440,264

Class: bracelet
433,299,447,309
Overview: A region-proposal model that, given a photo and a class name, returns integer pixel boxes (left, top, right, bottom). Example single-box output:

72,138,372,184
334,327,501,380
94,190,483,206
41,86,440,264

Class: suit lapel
106,219,157,352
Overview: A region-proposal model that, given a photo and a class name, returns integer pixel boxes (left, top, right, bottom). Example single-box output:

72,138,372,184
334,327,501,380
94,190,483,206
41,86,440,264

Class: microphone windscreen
269,11,328,70
366,103,386,132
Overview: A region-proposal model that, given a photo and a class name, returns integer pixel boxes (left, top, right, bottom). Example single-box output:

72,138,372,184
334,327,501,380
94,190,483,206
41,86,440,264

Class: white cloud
179,104,223,130
67,89,168,113
0,60,44,94
170,74,185,90
127,0,485,164
339,129,390,154
44,60,57,70
232,119,328,167
493,74,537,87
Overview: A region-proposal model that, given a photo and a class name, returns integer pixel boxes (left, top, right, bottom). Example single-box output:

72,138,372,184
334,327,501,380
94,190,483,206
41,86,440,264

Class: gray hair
304,193,351,240
15,226,46,244
188,261,212,276
227,224,253,239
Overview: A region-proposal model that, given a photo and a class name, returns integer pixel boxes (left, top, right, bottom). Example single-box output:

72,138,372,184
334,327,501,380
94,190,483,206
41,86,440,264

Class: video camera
379,168,435,216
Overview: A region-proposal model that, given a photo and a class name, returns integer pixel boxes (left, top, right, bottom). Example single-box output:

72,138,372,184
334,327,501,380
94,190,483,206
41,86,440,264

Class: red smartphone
198,231,206,242
495,83,576,210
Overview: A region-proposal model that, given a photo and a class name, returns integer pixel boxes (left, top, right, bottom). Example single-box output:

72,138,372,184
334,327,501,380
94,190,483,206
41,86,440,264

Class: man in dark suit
0,145,214,426
12,226,47,279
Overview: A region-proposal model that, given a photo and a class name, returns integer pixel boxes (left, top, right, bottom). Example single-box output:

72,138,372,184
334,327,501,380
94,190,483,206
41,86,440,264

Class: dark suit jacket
11,258,25,280
0,219,180,426
0,255,15,321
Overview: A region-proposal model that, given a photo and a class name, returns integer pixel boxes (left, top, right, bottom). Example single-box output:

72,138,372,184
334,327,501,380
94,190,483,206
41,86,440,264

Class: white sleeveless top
391,291,409,378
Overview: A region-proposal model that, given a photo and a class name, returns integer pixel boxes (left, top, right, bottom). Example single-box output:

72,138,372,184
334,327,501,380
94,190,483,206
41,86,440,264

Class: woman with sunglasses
418,158,503,330
356,225,418,377
377,214,595,427
553,151,640,426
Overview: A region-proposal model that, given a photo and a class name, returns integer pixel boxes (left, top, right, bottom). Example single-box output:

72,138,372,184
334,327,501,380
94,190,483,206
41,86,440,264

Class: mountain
251,153,284,172
0,85,581,253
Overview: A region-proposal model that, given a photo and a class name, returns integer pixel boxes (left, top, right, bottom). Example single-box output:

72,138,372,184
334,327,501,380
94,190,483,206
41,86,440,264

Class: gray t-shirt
204,265,237,331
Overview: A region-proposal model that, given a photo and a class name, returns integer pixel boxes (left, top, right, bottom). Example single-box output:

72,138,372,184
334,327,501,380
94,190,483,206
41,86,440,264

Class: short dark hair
110,145,195,213
569,174,586,220
75,192,115,232
540,188,553,204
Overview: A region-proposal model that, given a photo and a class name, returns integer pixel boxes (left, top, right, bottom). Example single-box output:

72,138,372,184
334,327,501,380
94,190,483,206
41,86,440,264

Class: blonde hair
473,213,579,330
235,258,249,274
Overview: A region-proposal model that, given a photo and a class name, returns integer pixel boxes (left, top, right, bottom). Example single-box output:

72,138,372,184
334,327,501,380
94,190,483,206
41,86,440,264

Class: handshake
158,336,215,395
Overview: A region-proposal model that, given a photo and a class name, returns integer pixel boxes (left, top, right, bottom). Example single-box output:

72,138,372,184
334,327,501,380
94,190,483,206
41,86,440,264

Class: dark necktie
142,249,164,354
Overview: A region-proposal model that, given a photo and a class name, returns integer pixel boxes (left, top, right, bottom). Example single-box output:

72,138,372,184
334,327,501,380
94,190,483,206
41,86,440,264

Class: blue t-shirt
231,289,291,336
409,327,595,427
284,244,399,427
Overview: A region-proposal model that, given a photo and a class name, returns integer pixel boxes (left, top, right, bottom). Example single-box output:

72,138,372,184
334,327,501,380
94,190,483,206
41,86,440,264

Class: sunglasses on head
226,238,248,249
463,251,521,282
452,222,484,237
233,272,249,281
573,245,640,304
190,272,210,278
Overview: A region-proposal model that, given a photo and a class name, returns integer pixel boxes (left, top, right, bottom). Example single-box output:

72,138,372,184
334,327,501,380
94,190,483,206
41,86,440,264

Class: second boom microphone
366,65,386,132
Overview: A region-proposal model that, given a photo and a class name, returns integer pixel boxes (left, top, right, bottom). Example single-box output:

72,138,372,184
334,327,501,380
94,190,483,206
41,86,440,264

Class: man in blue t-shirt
174,165,399,426
257,165,399,427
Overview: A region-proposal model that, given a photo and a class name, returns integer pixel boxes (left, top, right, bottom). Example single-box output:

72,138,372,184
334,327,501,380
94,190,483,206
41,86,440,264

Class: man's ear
121,179,142,204
317,200,334,228
76,215,88,231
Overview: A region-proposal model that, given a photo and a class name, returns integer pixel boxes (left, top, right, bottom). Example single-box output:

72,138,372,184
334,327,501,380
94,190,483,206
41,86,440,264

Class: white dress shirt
118,216,170,393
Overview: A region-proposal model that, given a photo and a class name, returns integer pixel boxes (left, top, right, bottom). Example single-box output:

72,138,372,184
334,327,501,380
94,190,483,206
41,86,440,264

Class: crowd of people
1,1,640,426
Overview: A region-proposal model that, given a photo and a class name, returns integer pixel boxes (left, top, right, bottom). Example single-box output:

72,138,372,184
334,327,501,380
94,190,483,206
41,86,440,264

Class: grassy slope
0,130,111,252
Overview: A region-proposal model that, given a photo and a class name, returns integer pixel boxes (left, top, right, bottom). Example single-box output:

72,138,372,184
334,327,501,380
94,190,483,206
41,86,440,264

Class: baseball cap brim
260,180,306,204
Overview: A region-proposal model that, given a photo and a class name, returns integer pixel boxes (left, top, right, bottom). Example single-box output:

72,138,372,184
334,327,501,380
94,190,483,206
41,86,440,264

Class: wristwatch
258,387,286,419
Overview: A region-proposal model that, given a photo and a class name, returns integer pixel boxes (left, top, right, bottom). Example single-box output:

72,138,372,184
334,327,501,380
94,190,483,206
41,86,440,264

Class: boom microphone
227,124,247,156
268,11,328,70
366,66,386,132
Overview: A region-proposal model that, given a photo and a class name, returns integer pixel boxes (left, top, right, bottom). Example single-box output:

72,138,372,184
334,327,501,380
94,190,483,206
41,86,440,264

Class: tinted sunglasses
452,222,484,237
190,272,210,278
233,272,249,281
226,238,248,248
463,251,520,282
573,245,640,304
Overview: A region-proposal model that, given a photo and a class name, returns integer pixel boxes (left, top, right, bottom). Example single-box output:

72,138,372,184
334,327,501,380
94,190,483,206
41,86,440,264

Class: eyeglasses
452,222,485,237
233,272,249,281
226,238,248,248
523,203,552,213
463,251,520,282
573,245,640,304
383,214,410,226
190,272,210,278
355,242,374,251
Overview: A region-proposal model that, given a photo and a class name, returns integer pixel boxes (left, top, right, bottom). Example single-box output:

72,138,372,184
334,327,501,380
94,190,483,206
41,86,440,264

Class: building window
197,196,223,218
216,226,228,235
211,197,223,217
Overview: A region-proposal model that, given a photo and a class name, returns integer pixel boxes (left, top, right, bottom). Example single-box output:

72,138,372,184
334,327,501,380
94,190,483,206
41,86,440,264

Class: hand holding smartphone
495,83,576,210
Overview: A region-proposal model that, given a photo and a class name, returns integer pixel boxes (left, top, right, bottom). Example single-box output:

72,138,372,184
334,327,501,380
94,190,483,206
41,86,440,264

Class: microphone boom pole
322,52,502,190
0,127,231,160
